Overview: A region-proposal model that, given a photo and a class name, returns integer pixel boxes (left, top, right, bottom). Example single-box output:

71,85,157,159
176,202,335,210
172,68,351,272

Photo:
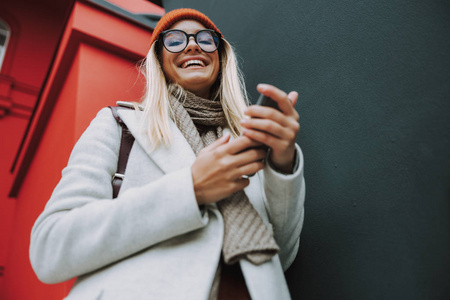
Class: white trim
0,18,11,72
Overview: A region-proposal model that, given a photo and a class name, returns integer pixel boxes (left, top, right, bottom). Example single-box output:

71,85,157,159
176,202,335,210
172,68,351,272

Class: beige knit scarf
168,84,279,265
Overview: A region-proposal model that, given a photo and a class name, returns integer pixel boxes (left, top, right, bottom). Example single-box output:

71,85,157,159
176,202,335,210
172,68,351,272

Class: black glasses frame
158,29,221,53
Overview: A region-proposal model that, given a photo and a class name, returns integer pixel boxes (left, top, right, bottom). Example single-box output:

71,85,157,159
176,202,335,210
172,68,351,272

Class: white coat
29,107,305,300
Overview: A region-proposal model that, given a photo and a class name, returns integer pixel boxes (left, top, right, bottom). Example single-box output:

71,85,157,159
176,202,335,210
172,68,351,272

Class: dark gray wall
162,1,450,299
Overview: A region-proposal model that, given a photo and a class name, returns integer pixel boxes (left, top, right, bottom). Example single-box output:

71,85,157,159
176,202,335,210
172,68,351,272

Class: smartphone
256,94,280,111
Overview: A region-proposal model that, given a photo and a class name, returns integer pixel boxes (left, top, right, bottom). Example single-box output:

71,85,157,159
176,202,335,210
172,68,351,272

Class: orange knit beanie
149,8,223,46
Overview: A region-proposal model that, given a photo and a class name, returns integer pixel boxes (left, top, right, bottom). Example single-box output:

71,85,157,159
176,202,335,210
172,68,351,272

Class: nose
184,36,201,52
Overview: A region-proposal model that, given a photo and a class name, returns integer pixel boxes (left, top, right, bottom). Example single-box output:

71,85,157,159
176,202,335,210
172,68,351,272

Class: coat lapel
117,109,197,174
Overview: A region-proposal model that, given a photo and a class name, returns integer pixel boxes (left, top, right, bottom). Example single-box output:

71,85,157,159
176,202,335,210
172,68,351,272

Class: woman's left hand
241,84,300,174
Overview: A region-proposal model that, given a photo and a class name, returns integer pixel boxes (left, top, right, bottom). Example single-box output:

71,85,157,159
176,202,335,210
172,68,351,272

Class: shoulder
89,101,142,129
87,107,121,132
79,102,143,149
68,108,121,159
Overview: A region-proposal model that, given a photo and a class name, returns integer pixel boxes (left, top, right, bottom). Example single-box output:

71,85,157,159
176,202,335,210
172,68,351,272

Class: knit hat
149,8,223,46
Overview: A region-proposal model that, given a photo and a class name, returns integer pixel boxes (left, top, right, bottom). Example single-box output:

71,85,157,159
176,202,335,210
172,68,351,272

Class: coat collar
116,108,197,174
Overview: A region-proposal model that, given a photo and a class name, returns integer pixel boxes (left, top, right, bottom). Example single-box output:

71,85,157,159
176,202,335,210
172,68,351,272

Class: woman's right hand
191,133,267,205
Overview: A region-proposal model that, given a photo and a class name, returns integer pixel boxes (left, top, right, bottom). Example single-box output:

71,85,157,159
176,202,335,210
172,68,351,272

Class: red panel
0,0,71,87
9,2,153,194
1,50,81,300
72,3,152,58
2,2,149,298
107,0,165,14
0,116,27,269
75,42,145,139
0,1,73,295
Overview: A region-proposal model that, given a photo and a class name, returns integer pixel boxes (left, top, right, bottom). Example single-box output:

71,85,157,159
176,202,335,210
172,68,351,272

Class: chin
178,78,214,90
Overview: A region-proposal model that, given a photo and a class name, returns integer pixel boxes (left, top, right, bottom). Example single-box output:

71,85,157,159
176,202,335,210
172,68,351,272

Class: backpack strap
108,106,135,198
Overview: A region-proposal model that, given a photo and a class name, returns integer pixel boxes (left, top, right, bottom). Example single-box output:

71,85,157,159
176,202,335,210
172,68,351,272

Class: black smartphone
256,94,280,111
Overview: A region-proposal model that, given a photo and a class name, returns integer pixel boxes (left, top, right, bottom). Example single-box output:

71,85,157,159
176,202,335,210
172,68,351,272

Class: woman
30,8,305,300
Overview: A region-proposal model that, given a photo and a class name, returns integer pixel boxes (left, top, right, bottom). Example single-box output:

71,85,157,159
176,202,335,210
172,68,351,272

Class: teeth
181,60,205,68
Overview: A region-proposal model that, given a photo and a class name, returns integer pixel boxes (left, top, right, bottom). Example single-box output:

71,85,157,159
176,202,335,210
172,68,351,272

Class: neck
187,88,210,100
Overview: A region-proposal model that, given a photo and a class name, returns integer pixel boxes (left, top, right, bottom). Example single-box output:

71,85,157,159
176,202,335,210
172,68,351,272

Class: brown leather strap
108,106,135,199
218,262,251,300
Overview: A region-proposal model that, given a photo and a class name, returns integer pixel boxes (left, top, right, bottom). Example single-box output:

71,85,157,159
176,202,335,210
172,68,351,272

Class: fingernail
257,83,268,91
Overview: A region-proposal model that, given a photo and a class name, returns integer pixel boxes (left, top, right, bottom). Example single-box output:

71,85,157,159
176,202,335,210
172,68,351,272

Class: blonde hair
138,39,249,149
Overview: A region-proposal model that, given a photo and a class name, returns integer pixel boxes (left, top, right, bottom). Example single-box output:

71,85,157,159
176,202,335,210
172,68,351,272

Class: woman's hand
240,84,300,174
191,134,267,205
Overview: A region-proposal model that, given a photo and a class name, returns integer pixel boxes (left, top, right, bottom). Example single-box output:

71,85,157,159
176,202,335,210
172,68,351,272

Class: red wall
1,1,159,299
0,0,73,294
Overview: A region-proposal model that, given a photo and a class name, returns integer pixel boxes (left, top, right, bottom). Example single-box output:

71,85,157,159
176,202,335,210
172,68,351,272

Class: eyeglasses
159,29,220,53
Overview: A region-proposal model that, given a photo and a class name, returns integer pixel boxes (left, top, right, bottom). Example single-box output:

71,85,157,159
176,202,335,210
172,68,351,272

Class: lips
179,59,207,69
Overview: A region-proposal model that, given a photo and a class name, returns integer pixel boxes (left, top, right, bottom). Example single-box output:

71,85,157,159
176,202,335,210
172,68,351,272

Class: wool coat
29,106,306,300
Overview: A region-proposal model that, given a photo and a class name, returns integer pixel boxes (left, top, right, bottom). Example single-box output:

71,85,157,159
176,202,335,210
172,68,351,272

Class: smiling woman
29,8,305,300
161,20,220,99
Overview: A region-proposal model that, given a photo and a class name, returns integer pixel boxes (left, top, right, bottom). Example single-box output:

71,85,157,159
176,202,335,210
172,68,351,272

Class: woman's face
161,20,220,99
